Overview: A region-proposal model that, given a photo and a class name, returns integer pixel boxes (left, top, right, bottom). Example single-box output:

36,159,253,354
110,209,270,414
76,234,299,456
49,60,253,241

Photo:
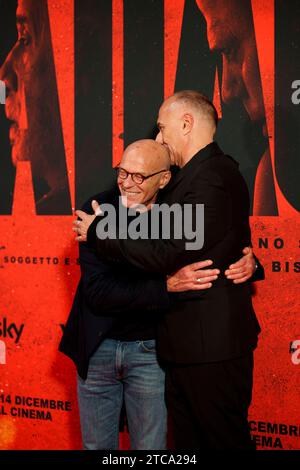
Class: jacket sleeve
79,240,170,315
87,172,247,274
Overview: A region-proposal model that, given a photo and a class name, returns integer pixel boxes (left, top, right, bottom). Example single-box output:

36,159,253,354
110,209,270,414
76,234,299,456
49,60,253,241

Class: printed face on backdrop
0,0,71,213
196,0,266,134
195,0,282,216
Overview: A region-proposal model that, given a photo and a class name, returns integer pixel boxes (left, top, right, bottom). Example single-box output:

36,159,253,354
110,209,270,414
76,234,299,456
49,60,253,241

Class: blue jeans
77,338,167,450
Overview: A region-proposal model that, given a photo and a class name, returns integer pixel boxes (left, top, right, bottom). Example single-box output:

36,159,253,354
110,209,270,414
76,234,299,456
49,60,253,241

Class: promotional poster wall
0,0,299,450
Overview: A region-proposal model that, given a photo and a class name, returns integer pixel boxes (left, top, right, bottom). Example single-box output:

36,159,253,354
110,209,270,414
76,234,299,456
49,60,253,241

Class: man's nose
155,131,163,143
221,57,245,105
0,48,18,95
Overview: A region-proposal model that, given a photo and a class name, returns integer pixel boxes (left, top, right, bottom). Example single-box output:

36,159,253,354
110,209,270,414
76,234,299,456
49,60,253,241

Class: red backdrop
0,0,299,450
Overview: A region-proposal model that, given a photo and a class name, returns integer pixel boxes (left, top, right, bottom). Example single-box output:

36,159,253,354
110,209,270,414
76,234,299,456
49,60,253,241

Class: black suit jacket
59,189,170,379
87,142,262,364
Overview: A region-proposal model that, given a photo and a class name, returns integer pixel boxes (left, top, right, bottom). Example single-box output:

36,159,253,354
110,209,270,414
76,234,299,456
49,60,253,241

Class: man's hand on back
167,260,220,292
167,246,257,292
225,247,256,283
73,200,102,242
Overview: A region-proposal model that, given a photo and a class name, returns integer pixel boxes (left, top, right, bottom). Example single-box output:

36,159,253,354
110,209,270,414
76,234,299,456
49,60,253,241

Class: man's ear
159,170,172,189
182,113,194,135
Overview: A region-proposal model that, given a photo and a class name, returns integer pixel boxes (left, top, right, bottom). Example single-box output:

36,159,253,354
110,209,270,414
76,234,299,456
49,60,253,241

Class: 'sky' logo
0,318,24,344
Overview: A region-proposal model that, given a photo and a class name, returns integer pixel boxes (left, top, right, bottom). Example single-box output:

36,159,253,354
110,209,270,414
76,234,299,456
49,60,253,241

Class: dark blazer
59,189,170,379
87,142,262,364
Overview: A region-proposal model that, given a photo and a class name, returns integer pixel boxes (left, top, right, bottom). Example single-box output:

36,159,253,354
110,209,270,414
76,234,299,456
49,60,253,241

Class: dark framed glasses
116,167,168,184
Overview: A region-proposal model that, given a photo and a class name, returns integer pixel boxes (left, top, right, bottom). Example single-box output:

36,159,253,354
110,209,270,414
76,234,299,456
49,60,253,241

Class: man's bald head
164,90,218,131
156,90,218,167
122,139,170,172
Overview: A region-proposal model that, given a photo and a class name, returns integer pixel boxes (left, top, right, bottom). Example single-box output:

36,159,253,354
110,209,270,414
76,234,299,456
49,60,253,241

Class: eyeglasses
116,167,168,185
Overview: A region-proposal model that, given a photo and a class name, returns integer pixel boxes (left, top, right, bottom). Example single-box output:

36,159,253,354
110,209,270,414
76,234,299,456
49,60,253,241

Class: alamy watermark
95,197,204,251
291,80,300,104
0,80,5,105
290,340,300,365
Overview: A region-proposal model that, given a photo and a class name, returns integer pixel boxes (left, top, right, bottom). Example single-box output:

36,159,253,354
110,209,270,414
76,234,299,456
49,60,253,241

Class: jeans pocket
140,339,156,353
